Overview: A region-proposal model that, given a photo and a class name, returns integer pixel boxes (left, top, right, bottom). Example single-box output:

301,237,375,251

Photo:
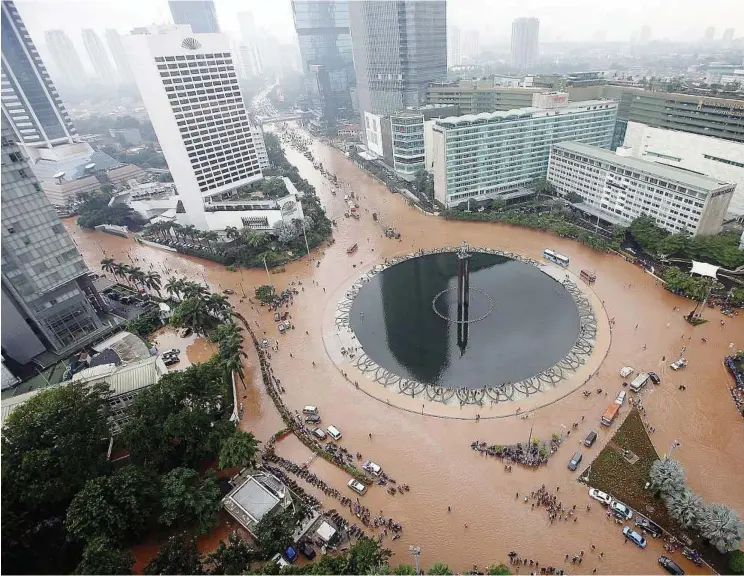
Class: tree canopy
159,468,222,534
74,537,135,575
205,531,256,575
219,429,260,470
143,533,204,575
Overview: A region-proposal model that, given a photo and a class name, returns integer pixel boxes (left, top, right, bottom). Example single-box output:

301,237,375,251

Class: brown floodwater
65,126,744,574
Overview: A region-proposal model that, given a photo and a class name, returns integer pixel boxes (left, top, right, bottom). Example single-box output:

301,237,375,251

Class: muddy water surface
66,127,744,574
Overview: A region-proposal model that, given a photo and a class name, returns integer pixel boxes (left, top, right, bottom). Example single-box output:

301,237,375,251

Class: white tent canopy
690,261,720,279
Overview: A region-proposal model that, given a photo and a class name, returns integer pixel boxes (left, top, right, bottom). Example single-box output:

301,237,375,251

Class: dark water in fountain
349,252,581,389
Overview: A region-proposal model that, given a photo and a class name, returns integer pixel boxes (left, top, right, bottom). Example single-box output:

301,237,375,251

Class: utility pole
409,545,421,575
302,221,310,256
665,438,681,460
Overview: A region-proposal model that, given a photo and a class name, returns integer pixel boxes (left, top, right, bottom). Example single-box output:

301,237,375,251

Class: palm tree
207,293,231,319
183,224,198,244
225,226,240,241
202,230,220,253
171,223,184,242
118,264,134,286
100,257,115,275
145,272,162,296
165,277,181,301
128,266,146,290
648,458,686,497
697,503,744,553
665,488,703,528
182,281,209,301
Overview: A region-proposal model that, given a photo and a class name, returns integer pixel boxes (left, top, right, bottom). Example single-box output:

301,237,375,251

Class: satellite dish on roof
53,171,66,183
84,163,96,171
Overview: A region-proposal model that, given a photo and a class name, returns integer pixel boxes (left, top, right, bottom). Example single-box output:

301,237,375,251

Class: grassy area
584,409,680,533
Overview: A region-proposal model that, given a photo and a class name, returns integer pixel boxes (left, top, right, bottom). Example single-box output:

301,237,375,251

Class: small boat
347,243,358,255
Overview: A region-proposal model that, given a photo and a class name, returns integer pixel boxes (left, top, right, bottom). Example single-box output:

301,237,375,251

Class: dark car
658,556,684,575
648,372,661,384
163,355,180,366
568,451,583,471
222,289,235,295
298,542,316,560
584,431,598,447
636,515,663,538
305,415,321,424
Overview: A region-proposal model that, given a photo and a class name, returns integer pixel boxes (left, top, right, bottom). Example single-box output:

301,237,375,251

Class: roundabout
325,245,609,415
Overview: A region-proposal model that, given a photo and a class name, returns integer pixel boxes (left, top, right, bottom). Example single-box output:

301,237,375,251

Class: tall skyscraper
168,0,219,34
105,29,134,84
510,17,539,72
1,1,78,148
1,116,104,364
704,26,715,41
461,29,479,61
44,29,87,90
82,29,117,85
349,0,446,134
448,26,462,66
123,25,264,230
723,28,735,43
292,0,355,131
640,25,652,43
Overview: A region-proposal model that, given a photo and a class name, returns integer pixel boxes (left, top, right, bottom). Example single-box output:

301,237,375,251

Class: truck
630,372,649,392
601,402,621,426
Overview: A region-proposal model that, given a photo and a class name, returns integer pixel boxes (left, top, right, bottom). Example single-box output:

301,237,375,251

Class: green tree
665,488,703,528
565,192,584,203
428,563,453,575
628,215,669,255
648,458,686,497
729,549,744,574
255,508,300,560
348,537,392,574
159,468,222,534
143,533,204,575
219,429,260,470
487,564,512,575
205,531,256,575
65,465,159,544
255,284,276,304
170,297,215,335
101,257,116,274
697,503,744,553
74,537,135,575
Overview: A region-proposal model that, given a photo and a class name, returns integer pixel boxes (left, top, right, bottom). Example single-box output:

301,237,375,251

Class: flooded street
65,128,744,574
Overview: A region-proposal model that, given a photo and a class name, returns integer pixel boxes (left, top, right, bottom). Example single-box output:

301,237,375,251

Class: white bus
543,249,570,267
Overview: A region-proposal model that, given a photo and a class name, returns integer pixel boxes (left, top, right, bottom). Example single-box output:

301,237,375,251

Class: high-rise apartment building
123,25,263,230
1,117,105,365
105,29,134,84
82,29,117,85
704,26,715,41
431,97,618,207
292,0,355,131
44,30,87,90
448,26,462,67
547,142,734,236
237,11,262,76
349,0,447,137
621,121,744,216
723,28,735,44
1,1,79,148
461,29,479,61
640,25,652,43
168,0,219,34
510,17,539,72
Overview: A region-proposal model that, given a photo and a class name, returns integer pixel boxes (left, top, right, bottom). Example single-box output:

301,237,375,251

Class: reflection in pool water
349,252,581,389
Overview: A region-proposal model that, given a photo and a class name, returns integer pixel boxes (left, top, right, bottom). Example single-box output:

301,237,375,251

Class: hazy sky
14,0,744,60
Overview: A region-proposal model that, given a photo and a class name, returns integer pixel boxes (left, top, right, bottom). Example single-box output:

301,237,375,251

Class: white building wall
547,142,735,236
623,121,744,216
123,25,262,231
364,112,384,156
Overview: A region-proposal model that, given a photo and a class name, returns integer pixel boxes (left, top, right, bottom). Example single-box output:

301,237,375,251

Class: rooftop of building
222,469,295,535
435,99,617,128
553,142,735,192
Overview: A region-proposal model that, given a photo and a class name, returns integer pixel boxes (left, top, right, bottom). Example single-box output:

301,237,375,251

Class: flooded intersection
66,129,744,574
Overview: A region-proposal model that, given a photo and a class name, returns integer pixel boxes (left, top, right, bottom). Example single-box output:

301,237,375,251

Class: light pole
666,438,681,460
302,220,311,257
409,545,421,575
263,256,274,290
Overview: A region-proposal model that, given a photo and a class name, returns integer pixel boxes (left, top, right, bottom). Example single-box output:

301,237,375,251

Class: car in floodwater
312,428,327,440
611,500,633,520
568,451,583,471
588,488,612,506
648,372,661,384
304,414,321,424
347,479,367,495
658,556,685,575
622,526,647,548
635,515,663,538
584,431,598,447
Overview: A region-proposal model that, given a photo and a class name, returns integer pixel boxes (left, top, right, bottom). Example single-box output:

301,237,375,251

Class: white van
630,373,649,392
312,427,327,440
326,425,342,440
363,460,382,476
347,479,367,495
303,406,319,415
615,390,627,406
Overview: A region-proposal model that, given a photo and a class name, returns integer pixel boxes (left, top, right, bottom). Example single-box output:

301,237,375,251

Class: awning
690,261,719,279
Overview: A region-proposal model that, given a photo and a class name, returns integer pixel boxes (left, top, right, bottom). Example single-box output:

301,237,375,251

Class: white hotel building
123,26,265,231
547,142,735,236
621,121,744,217
431,94,617,208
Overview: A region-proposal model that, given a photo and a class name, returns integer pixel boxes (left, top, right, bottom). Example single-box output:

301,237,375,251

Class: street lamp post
666,438,681,460
409,545,421,575
302,221,311,257
263,256,274,290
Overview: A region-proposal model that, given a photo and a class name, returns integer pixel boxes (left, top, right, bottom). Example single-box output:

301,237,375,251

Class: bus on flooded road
543,249,570,267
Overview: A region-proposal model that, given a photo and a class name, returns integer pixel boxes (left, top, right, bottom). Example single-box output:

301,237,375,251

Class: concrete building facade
621,121,744,216
44,29,87,90
427,81,542,115
82,29,117,85
168,0,220,33
547,141,735,236
510,17,539,72
123,25,263,230
106,29,135,84
432,99,617,207
349,0,446,140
